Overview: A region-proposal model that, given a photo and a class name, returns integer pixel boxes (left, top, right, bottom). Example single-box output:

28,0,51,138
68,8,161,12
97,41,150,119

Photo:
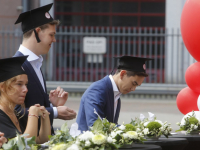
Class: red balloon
181,0,200,61
176,87,199,115
185,62,200,93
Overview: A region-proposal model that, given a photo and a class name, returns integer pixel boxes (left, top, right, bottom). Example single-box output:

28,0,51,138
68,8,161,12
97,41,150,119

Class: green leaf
16,132,26,150
92,117,103,132
48,135,52,139
30,145,38,150
99,146,105,150
2,139,15,150
27,136,36,145
175,129,184,132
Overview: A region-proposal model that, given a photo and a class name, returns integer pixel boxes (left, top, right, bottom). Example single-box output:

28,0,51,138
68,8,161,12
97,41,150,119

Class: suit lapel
41,69,47,92
24,61,45,93
105,76,114,122
114,98,121,123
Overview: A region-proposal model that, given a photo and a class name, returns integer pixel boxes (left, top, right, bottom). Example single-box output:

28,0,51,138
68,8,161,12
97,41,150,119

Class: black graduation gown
0,109,24,139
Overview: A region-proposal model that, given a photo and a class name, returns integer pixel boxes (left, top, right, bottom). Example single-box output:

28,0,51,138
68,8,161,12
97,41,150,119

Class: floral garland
1,112,172,150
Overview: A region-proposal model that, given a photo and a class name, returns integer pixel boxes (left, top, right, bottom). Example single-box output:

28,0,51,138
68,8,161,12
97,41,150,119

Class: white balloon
181,111,200,126
197,95,200,110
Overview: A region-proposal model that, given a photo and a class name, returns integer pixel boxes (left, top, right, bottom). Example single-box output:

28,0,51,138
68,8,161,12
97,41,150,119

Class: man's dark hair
23,20,60,39
115,69,148,77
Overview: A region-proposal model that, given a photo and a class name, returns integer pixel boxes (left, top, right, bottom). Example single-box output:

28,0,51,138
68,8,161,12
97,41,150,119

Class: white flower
52,143,68,150
67,144,80,150
14,137,18,142
148,112,155,121
155,120,163,125
140,114,145,121
194,125,198,130
92,134,106,145
113,139,117,143
119,125,126,130
75,140,80,145
191,124,194,128
180,119,186,126
122,133,128,139
126,131,138,139
116,130,123,135
70,123,81,138
144,121,150,127
78,131,94,141
111,131,117,138
85,140,91,147
107,137,113,143
138,133,143,137
160,126,165,132
143,128,149,135
164,130,169,135
136,128,141,132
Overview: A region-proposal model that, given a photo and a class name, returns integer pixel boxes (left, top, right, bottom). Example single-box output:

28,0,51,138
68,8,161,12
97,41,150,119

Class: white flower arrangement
131,112,172,138
110,123,145,147
48,109,146,150
176,111,200,134
74,118,118,150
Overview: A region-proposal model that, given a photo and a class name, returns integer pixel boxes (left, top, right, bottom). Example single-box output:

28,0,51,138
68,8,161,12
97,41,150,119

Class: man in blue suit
76,56,151,132
14,3,76,135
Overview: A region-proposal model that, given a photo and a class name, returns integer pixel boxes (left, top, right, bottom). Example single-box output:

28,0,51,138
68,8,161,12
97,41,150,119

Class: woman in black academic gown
0,56,51,144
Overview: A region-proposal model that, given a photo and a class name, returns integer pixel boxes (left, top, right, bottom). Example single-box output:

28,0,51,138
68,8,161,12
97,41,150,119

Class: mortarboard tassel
33,29,41,43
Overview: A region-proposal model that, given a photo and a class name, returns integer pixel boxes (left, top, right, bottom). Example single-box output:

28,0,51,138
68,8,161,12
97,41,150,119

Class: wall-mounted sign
83,37,106,54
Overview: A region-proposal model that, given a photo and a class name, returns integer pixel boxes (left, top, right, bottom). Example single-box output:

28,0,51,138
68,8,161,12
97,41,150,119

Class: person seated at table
0,132,7,148
76,56,152,132
0,56,51,144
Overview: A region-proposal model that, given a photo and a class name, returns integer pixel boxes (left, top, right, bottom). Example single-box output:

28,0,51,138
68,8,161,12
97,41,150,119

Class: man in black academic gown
14,3,76,135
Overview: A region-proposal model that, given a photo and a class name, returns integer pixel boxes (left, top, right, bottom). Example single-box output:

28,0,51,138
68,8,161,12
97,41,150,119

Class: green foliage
49,122,73,145
146,121,162,131
92,117,103,133
189,117,199,125
50,142,71,150
2,132,36,150
102,118,116,134
130,118,140,126
125,124,136,132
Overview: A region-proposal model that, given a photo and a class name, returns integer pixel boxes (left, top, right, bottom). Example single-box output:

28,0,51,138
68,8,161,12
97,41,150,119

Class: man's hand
49,86,68,107
57,106,76,120
0,132,7,148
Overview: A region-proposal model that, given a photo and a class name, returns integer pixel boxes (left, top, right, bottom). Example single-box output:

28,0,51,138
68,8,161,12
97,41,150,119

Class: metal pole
22,0,28,12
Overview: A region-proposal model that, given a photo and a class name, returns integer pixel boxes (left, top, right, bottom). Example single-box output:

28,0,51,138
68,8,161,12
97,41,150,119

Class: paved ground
53,96,184,132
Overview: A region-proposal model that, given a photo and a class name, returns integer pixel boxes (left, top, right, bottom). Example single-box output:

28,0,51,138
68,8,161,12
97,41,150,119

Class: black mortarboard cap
0,56,28,82
111,56,152,74
15,3,54,43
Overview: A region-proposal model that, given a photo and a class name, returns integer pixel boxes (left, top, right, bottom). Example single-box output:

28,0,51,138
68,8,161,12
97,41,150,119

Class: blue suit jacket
14,51,54,134
76,75,121,132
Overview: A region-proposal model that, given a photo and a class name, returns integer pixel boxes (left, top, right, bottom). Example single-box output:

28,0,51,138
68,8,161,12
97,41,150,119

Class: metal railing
0,26,195,84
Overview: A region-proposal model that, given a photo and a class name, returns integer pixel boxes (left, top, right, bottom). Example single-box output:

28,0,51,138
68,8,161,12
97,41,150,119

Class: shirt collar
109,75,121,98
18,44,43,62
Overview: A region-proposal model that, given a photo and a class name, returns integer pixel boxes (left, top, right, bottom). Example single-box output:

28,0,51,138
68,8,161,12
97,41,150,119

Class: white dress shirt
109,75,121,121
18,45,58,118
